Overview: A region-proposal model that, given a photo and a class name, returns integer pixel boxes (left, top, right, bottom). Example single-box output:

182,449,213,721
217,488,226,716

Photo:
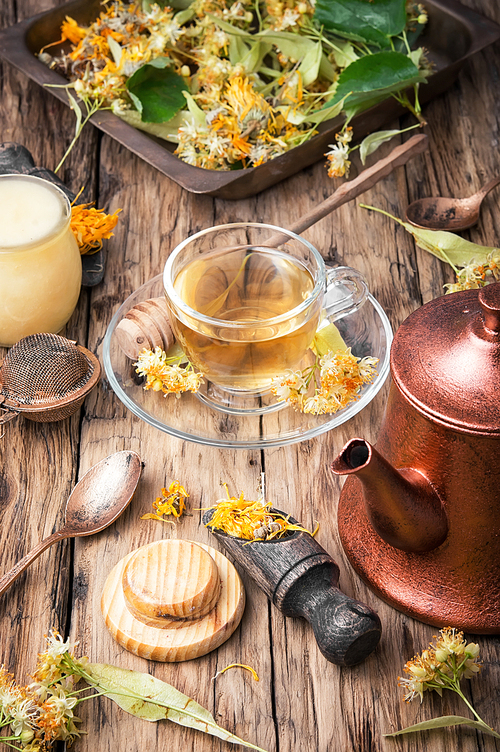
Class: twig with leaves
0,631,268,751
386,627,499,740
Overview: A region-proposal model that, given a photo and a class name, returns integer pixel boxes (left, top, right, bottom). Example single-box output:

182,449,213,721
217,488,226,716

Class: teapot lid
390,282,500,436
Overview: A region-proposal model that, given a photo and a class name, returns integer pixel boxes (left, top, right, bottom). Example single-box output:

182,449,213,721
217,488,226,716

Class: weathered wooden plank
1,1,499,751
0,0,97,708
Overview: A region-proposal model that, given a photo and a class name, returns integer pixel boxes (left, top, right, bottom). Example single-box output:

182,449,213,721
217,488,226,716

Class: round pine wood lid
101,539,245,662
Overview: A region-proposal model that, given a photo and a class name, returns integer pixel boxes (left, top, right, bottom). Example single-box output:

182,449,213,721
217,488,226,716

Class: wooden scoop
203,508,381,667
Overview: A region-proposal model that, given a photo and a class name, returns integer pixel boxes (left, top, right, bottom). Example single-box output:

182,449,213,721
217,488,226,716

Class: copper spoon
0,450,142,598
405,176,500,231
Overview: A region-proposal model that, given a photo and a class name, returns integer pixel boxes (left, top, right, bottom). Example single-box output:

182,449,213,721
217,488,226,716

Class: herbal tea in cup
163,223,367,395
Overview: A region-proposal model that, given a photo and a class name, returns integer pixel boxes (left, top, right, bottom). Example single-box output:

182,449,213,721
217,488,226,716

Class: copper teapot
331,282,500,634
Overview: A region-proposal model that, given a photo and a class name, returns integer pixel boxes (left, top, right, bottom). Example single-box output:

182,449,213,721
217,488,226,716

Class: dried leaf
86,664,268,751
311,322,347,357
359,129,402,164
384,715,500,739
360,204,497,268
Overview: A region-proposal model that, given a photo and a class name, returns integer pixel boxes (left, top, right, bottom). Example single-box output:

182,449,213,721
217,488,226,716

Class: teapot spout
331,439,448,553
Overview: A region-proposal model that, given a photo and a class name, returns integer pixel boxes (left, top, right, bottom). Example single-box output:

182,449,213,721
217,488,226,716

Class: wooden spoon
405,176,500,231
0,450,142,598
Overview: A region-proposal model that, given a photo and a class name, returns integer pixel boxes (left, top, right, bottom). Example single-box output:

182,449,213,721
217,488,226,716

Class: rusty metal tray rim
1,0,499,199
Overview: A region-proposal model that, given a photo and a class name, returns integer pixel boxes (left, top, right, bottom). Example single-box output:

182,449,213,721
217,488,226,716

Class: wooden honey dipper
115,297,175,359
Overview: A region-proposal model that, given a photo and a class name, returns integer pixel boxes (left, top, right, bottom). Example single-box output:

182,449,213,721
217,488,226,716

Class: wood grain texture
102,540,245,661
1,0,499,750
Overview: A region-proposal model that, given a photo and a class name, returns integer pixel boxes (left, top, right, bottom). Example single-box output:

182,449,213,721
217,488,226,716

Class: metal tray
1,0,499,200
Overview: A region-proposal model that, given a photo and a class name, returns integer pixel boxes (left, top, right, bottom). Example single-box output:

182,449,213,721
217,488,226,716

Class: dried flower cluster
360,203,500,296
134,347,204,397
398,627,481,704
141,480,188,523
325,126,353,179
272,348,378,415
205,483,317,541
39,0,430,173
0,631,85,750
70,202,121,255
0,631,267,751
444,249,500,293
387,627,499,741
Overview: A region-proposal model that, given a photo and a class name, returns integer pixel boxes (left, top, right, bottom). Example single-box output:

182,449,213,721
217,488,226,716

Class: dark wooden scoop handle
279,559,381,666
203,509,381,666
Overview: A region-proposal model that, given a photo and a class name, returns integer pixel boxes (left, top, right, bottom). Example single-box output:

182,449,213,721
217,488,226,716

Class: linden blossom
271,348,379,415
386,627,499,741
39,0,431,174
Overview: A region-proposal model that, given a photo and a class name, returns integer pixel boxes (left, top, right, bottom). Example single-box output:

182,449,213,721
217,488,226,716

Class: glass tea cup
163,223,367,408
0,174,82,347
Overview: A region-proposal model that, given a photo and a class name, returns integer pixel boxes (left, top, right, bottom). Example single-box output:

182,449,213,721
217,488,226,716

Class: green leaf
314,0,407,47
107,35,123,67
175,6,196,25
319,52,337,82
239,41,272,74
206,14,253,38
311,323,347,357
360,204,498,268
359,129,402,164
66,90,82,136
404,225,497,267
331,51,424,109
278,95,345,125
254,29,322,83
298,40,323,87
86,664,269,751
126,64,188,123
384,715,500,739
229,34,250,66
182,91,206,126
330,40,359,69
112,104,184,142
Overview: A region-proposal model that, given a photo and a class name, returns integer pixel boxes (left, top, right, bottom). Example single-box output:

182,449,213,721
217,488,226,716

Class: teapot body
338,383,500,632
336,284,500,633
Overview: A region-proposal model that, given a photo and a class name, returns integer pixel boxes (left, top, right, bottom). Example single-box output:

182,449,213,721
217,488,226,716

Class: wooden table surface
1,1,500,750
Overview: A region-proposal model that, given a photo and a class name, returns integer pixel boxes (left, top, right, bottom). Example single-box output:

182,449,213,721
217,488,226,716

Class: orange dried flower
141,480,189,523
70,202,121,255
204,484,318,541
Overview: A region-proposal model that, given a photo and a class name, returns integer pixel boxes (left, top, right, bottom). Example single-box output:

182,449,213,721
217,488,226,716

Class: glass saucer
102,275,392,449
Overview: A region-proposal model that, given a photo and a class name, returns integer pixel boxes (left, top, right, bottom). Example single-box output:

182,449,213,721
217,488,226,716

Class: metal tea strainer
0,333,101,424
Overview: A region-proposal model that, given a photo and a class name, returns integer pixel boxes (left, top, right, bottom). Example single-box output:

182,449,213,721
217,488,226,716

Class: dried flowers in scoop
204,483,317,542
0,630,267,751
385,627,499,740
